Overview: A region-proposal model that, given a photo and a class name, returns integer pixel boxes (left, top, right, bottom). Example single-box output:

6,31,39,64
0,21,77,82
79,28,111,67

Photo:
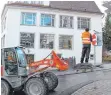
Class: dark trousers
80,45,91,63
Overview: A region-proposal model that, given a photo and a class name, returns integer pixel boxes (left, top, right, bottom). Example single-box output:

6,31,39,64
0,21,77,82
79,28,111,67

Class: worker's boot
85,58,88,63
80,58,84,64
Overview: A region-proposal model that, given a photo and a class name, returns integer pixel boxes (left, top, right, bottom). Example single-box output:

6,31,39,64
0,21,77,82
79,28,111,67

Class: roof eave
1,3,103,19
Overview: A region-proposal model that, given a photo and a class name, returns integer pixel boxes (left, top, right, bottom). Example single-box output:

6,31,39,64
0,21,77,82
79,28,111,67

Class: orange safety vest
81,31,91,44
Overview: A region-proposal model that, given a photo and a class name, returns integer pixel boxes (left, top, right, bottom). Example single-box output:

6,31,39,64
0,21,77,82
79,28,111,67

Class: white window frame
1,17,6,32
60,15,73,28
59,35,73,50
20,32,35,48
77,17,91,29
1,35,5,48
40,33,55,49
41,14,55,27
21,12,36,25
1,37,3,48
38,1,43,5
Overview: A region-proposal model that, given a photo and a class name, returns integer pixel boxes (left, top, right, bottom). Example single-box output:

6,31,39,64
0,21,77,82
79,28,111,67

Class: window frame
59,35,73,50
77,17,91,30
1,17,6,32
40,33,55,49
59,15,74,29
4,48,18,75
38,1,43,5
1,35,5,48
20,12,36,26
26,54,35,64
40,13,55,27
20,32,35,48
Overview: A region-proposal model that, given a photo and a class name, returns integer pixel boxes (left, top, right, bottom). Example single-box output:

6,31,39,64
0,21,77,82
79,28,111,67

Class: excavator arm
29,51,69,73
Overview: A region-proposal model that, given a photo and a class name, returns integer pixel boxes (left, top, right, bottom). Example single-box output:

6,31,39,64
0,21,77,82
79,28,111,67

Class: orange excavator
1,47,69,95
29,50,69,74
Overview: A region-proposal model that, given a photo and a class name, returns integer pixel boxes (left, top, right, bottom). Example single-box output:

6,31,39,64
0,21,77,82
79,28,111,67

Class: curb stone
55,68,111,76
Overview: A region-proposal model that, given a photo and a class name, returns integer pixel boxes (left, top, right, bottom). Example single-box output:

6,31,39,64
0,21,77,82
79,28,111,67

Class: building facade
1,1,103,65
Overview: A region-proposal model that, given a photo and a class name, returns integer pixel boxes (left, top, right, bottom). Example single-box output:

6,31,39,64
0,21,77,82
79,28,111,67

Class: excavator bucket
52,51,69,71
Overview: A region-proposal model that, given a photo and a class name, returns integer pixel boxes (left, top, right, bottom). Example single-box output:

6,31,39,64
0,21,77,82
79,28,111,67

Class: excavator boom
29,51,69,73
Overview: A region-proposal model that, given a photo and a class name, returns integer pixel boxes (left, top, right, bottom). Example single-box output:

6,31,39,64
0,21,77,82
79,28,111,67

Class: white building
1,1,103,65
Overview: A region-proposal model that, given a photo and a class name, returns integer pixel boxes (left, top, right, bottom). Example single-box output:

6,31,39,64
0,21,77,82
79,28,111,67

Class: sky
0,0,108,31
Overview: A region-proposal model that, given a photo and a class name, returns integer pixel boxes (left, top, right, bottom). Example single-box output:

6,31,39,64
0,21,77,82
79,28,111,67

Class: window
4,49,18,75
26,54,34,64
16,48,27,67
60,15,73,28
3,35,5,47
1,17,6,32
109,15,111,24
1,24,3,33
41,14,55,27
40,34,54,49
20,33,34,48
21,12,36,25
1,38,3,48
1,35,5,48
59,35,73,49
78,17,91,29
38,1,43,4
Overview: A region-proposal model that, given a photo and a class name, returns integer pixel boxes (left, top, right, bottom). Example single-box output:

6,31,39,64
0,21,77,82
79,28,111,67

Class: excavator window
4,49,18,75
16,48,27,67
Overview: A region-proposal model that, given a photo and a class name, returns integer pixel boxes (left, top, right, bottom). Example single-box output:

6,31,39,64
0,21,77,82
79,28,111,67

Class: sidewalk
72,79,111,95
57,67,111,95
52,63,111,76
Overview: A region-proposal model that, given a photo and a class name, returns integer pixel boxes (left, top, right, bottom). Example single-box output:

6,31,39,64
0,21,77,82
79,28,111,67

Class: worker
80,28,92,63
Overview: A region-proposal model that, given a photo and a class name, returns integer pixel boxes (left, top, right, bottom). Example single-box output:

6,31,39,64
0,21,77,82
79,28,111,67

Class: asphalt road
14,69,111,95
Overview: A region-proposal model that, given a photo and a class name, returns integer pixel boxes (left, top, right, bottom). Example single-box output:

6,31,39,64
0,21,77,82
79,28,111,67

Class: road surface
14,69,111,95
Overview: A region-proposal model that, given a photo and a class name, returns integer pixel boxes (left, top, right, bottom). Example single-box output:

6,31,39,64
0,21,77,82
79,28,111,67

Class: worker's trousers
80,45,91,63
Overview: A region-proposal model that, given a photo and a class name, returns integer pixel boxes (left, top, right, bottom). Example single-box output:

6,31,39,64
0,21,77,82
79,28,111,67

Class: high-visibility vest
92,33,97,45
81,31,91,44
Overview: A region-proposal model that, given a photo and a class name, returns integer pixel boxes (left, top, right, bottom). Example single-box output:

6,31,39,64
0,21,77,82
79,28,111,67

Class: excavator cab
1,47,28,76
1,47,59,95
